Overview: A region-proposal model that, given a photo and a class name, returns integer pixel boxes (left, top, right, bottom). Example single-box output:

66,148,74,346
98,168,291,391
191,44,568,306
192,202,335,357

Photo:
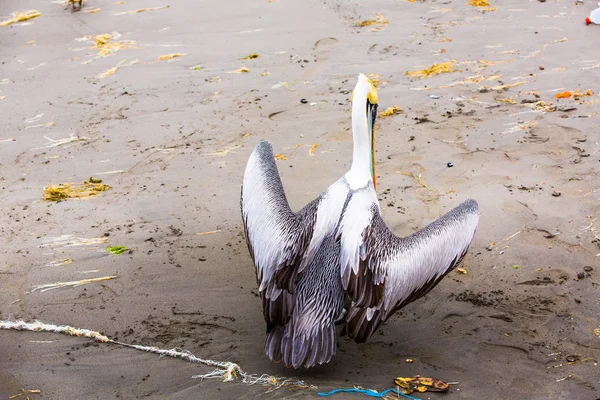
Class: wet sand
1,0,599,398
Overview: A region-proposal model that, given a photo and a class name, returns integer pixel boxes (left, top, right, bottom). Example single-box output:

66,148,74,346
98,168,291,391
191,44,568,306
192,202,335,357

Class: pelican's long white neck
348,76,375,188
350,94,370,176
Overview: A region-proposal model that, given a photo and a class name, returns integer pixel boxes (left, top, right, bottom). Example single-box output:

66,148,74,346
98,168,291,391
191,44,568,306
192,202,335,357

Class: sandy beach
1,0,599,398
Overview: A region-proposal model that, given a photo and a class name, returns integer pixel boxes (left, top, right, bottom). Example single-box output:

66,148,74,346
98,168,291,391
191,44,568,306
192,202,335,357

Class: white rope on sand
0,320,316,392
0,320,110,342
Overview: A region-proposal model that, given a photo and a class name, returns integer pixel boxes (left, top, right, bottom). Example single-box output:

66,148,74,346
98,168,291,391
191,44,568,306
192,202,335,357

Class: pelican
241,73,479,369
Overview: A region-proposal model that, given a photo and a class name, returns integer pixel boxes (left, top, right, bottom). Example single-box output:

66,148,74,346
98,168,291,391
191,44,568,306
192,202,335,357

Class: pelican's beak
367,100,378,189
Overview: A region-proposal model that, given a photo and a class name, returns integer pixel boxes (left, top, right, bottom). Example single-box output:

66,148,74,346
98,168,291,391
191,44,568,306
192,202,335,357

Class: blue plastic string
317,387,421,399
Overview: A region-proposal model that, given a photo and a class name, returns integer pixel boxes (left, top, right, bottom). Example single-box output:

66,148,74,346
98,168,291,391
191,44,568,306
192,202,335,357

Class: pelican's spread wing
242,141,324,327
242,141,315,296
339,195,479,342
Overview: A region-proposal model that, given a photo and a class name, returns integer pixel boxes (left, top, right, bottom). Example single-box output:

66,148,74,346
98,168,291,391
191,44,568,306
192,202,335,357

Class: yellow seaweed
228,67,249,73
573,89,593,98
476,59,513,69
92,34,135,57
95,34,110,45
467,0,495,9
97,59,137,79
196,230,221,236
98,65,119,78
468,0,489,6
9,389,41,399
274,154,288,160
465,74,501,84
498,97,517,104
354,13,388,30
405,61,460,79
533,101,556,112
43,178,111,202
0,10,41,27
239,53,259,60
158,53,187,61
378,105,401,117
46,258,73,267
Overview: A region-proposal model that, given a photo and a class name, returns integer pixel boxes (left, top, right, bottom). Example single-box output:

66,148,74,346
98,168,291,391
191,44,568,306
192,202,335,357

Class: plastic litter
585,2,600,25
395,375,450,394
318,388,419,399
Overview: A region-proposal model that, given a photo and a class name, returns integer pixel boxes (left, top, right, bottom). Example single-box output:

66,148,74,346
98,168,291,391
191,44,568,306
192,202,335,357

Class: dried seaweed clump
92,34,135,57
354,13,388,31
157,53,187,61
0,10,41,27
378,105,402,117
239,54,259,60
405,61,460,79
43,177,111,201
468,0,490,6
467,0,496,11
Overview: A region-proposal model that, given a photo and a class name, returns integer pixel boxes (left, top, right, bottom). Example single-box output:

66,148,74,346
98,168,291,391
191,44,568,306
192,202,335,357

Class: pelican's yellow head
351,73,379,189
350,74,379,104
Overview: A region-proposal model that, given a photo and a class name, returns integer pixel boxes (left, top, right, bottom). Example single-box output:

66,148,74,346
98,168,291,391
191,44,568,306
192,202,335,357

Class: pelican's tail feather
264,322,336,369
265,325,284,363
